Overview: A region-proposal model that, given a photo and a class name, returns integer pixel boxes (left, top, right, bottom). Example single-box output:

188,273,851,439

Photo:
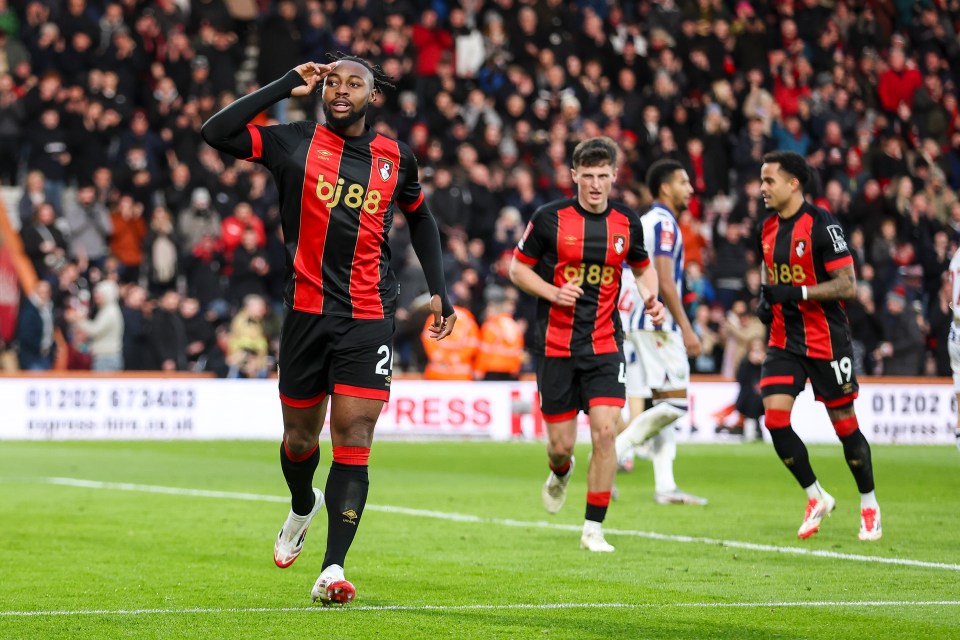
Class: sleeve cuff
513,247,538,265
824,255,853,271
628,257,650,270
398,191,425,212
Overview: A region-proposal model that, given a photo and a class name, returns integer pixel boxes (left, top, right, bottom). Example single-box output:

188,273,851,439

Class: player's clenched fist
553,280,584,306
643,296,666,325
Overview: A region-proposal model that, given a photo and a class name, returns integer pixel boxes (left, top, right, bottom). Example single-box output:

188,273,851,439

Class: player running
757,151,880,541
510,136,665,552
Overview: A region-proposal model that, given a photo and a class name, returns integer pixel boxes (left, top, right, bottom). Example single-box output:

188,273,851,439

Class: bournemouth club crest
613,234,626,255
795,239,807,258
377,157,394,181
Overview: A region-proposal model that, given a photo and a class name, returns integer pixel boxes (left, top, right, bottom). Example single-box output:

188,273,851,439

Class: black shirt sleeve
200,70,305,159
397,143,453,317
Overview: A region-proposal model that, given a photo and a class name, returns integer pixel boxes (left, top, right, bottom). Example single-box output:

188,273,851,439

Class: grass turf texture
0,441,957,639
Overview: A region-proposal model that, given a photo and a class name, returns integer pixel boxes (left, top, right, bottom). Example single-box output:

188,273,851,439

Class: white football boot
542,457,575,514
274,488,324,568
311,564,356,605
797,493,836,539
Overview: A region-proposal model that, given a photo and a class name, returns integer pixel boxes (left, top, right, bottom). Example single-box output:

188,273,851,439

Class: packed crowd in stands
3,0,959,379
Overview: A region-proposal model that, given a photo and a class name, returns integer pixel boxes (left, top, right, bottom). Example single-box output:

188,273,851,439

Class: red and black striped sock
280,441,320,516
322,446,370,570
585,491,611,523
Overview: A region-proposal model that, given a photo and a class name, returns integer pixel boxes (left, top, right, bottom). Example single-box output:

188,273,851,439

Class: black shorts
536,352,625,422
278,309,395,406
760,347,859,408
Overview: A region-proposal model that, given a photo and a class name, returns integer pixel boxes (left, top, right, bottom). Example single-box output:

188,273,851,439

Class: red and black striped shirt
246,122,423,319
514,198,650,357
758,202,854,359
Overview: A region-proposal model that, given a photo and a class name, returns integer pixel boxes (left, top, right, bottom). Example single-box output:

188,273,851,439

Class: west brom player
615,159,707,505
948,245,960,452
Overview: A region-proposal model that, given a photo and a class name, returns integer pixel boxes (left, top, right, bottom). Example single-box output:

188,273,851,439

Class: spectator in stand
422,303,478,381
876,286,926,376
227,226,270,306
21,200,69,280
0,70,24,186
877,47,923,114
63,183,112,270
15,280,55,370
151,289,187,372
474,284,524,381
221,201,265,263
108,194,147,283
177,187,221,252
141,205,180,296
227,293,269,376
722,298,765,378
65,279,124,371
180,295,215,371
120,283,156,371
735,337,765,442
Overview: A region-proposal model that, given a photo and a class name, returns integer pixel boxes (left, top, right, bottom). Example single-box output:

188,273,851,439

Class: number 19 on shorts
829,356,852,384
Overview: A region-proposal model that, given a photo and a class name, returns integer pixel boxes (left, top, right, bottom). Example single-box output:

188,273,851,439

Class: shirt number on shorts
618,362,626,383
829,356,852,385
375,345,393,375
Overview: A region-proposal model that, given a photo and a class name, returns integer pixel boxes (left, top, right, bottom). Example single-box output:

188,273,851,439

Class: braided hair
325,52,396,94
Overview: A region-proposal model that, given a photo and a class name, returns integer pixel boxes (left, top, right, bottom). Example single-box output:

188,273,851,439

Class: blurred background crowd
1,0,958,380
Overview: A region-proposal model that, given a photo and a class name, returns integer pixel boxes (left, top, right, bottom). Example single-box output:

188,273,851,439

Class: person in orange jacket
422,304,479,380
474,285,525,380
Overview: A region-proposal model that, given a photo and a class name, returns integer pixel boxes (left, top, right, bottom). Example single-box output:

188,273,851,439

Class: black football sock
768,426,817,489
280,441,320,516
322,461,369,570
839,429,875,494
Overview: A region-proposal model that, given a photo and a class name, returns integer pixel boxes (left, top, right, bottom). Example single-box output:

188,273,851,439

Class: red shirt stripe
245,123,262,161
292,126,345,312
545,206,583,357
792,214,833,359
349,136,401,319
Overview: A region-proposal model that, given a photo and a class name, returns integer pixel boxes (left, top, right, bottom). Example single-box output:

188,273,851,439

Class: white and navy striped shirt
618,202,685,334
949,247,960,342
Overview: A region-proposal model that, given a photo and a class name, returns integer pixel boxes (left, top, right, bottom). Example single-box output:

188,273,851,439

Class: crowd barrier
1,374,954,444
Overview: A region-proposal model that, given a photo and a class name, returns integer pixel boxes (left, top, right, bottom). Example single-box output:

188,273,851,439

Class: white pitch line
3,601,960,618
46,477,960,572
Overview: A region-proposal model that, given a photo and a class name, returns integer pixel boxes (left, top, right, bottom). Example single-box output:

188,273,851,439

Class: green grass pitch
1,440,958,639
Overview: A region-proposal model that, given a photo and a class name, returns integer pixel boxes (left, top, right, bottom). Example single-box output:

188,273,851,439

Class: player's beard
322,101,368,130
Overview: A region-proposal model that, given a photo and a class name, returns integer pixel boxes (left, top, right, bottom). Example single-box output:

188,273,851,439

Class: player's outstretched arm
200,62,336,158
509,258,582,306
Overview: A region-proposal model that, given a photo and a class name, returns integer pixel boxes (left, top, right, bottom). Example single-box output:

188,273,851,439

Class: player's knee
764,408,792,430
591,423,616,450
283,427,318,454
